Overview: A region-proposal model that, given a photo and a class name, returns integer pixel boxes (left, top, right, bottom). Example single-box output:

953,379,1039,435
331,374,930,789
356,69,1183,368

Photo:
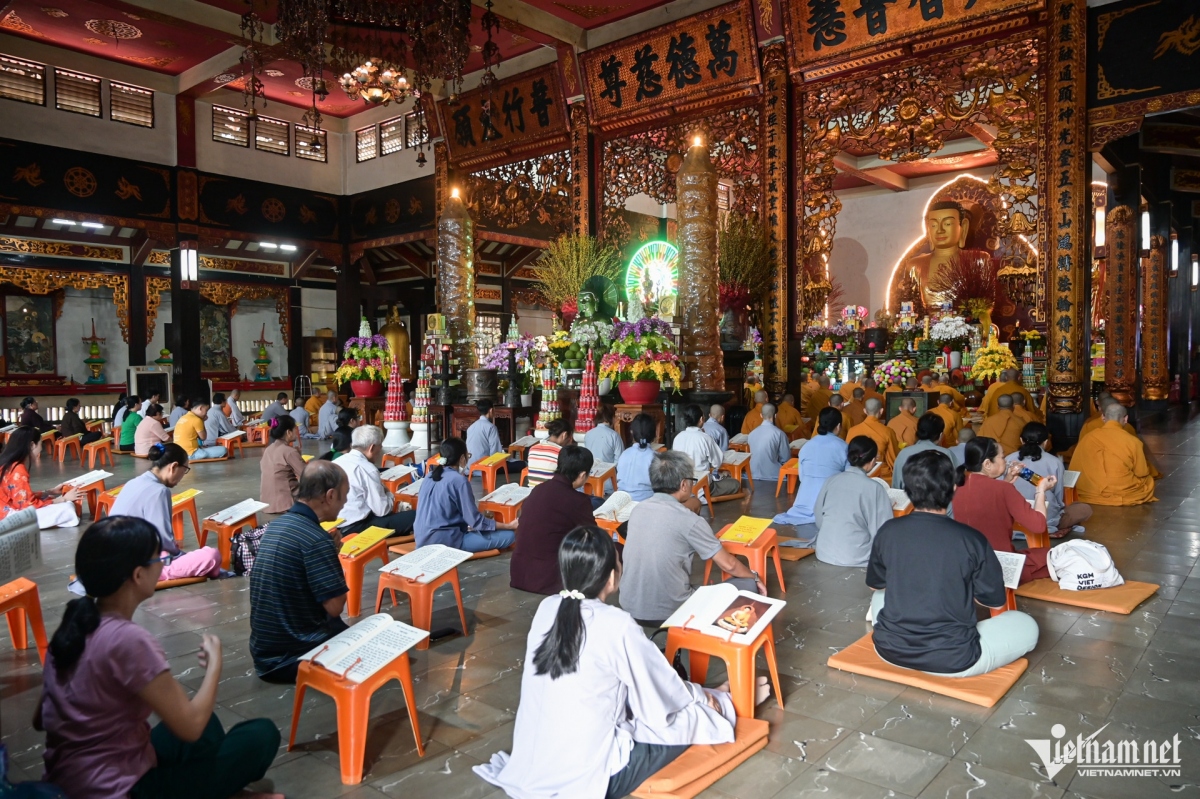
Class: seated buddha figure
891,200,982,318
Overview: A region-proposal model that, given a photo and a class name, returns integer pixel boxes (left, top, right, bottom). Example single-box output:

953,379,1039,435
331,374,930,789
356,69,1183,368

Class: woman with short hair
36,516,282,799
60,397,102,445
134,403,171,457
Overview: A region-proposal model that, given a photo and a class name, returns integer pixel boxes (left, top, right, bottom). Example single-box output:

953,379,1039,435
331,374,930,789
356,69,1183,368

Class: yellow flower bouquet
970,337,1017,381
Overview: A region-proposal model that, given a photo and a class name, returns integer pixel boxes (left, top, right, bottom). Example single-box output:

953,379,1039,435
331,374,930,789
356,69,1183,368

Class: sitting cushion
188,455,229,463
828,633,1026,708
155,576,208,590
632,718,769,799
774,536,814,562
1014,578,1158,614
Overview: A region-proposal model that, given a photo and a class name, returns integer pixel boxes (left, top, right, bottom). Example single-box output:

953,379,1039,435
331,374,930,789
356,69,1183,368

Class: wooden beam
472,0,585,48
130,234,155,267
833,153,910,192
505,247,543,277
358,257,377,288
291,249,319,281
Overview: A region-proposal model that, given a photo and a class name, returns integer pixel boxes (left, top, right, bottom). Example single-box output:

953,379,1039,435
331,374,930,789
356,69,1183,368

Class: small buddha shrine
0,0,1197,796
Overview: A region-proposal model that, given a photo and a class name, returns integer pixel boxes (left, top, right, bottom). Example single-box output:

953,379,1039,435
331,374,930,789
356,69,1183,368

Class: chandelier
338,60,411,106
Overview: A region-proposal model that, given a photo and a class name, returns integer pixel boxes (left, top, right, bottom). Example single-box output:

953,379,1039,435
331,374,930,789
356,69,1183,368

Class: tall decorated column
675,136,725,391
437,187,476,372
1141,217,1170,401
761,41,789,396
1104,205,1138,406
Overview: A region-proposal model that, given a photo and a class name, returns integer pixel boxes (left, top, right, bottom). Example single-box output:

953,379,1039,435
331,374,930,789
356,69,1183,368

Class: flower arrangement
970,336,1018,381
480,334,551,392
928,251,1005,315
568,318,614,353
600,317,681,385
929,315,973,351
802,324,856,350
334,334,391,384
873,359,916,385
718,212,772,312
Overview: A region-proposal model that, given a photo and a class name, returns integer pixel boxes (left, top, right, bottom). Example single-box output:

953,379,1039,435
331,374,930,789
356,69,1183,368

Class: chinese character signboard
435,64,569,170
782,0,1040,73
581,0,760,131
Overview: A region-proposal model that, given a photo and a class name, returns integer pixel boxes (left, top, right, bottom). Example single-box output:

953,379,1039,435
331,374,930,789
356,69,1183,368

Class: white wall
56,288,129,383
301,288,337,335
340,97,431,195
231,298,288,379
828,169,995,315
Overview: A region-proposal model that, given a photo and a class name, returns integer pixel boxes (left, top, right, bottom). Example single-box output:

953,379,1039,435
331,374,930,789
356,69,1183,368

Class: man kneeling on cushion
866,449,1038,677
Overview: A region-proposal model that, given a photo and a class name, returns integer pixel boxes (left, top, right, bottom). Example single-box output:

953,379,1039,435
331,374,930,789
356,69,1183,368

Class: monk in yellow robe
1078,399,1161,478
304,392,325,426
837,373,861,401
905,377,919,391
798,372,818,414
846,388,868,427
931,393,963,447
740,390,768,435
886,398,918,447
847,398,900,481
937,374,967,411
1069,404,1157,505
776,393,806,440
812,395,852,441
919,375,941,397
862,378,885,405
978,394,1025,454
1011,396,1036,427
981,369,1035,416
804,375,834,421
884,380,903,393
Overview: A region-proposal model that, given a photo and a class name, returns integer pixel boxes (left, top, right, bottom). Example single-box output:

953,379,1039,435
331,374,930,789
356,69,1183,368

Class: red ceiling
516,0,677,30
0,0,234,75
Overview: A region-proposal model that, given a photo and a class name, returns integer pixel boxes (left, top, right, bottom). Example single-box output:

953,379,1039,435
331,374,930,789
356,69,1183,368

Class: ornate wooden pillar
761,42,788,395
433,140,450,234
1045,0,1089,413
170,240,203,401
1141,203,1170,401
569,103,590,238
1104,205,1138,405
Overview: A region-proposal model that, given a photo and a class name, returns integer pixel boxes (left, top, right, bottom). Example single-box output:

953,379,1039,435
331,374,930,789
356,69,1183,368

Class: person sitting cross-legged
672,404,739,501
747,403,790,485
250,460,350,684
950,426,975,465
616,413,660,501
846,398,900,482
703,403,729,451
167,396,190,428
931,392,964,446
867,449,1039,676
260,415,307,514
173,398,227,460
134,403,171,457
20,396,56,436
474,526,745,799
510,445,597,594
466,398,523,471
226,389,245,427
202,392,236,447
814,435,893,568
583,403,624,465
60,397,102,445
1006,421,1092,537
0,426,81,529
887,398,918,447
37,516,282,799
109,442,223,582
773,407,848,543
259,392,289,425
289,394,320,439
415,437,518,552
620,450,766,627
978,393,1023,454
892,411,958,490
740,390,768,436
527,419,573,488
118,396,143,452
1069,401,1159,506
316,390,341,439
334,424,416,536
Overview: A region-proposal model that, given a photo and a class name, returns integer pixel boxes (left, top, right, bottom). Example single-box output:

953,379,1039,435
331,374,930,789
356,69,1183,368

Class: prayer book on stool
380,544,472,583
300,613,428,683
662,584,786,644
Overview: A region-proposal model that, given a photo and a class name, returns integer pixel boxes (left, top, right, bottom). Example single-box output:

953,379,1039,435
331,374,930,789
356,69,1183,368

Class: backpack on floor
1047,540,1124,591
230,524,268,576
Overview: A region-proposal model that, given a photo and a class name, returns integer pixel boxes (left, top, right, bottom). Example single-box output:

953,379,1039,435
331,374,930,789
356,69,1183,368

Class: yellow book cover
302,454,314,462
171,488,202,505
341,525,393,557
479,452,508,467
320,518,345,532
720,516,771,544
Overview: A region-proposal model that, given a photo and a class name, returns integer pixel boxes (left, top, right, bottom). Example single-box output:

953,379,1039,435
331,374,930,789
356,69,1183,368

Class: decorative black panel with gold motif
350,176,435,241
0,138,171,220
1089,0,1200,108
195,173,339,240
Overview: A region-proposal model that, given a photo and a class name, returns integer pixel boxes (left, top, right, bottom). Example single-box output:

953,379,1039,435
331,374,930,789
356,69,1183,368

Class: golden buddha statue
891,200,972,317
379,306,412,379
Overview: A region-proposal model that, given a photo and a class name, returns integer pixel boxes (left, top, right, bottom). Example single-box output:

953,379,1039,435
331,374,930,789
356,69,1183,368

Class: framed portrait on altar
199,300,234,376
3,294,56,375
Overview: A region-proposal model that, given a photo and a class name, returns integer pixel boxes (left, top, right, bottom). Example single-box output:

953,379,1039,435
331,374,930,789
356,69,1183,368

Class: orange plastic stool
892,505,914,518
0,577,48,663
55,433,83,464
375,568,469,650
691,474,715,520
224,436,246,458
774,459,798,497
703,525,785,594
1013,523,1049,548
95,485,123,519
83,438,114,468
200,514,260,570
478,496,523,525
665,623,783,719
71,477,107,520
382,449,417,468
382,472,416,511
721,459,753,491
288,657,424,785
171,495,200,548
37,430,54,456
339,534,391,617
469,458,510,494
584,464,617,497
989,587,1019,618
85,420,104,433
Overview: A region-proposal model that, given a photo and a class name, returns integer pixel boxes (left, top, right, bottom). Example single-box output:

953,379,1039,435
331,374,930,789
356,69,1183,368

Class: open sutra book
661,583,786,644
299,613,428,683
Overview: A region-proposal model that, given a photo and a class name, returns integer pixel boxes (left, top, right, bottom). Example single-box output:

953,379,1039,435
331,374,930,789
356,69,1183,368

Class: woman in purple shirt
414,437,518,552
36,516,282,799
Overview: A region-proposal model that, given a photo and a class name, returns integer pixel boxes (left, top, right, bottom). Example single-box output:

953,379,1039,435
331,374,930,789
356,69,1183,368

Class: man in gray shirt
892,412,959,489
620,450,766,625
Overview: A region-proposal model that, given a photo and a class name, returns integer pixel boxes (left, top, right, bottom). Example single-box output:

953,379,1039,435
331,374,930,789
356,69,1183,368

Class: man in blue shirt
249,460,350,683
747,404,790,484
703,404,729,451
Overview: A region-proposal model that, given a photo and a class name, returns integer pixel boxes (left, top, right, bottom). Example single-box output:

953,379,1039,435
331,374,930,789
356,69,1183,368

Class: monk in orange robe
776,394,806,440
846,388,868,427
886,398,919,447
861,378,885,404
978,394,1025,454
837,373,861,401
804,375,834,421
931,393,963,447
937,374,967,411
1078,398,1161,478
740,390,768,435
1070,404,1157,505
846,397,900,481
981,369,1035,416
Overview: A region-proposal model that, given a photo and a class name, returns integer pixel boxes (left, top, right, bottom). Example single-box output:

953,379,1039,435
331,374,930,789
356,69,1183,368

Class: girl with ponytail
616,413,658,500
260,415,306,513
108,442,223,582
475,526,742,799
1004,421,1092,536
0,425,82,529
413,436,518,552
36,517,282,799
952,436,1056,584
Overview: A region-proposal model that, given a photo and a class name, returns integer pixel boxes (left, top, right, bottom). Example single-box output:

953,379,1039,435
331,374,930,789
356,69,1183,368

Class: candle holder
437,345,453,406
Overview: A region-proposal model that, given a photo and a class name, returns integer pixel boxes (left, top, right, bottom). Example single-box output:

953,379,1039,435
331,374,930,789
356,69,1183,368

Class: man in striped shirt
525,419,572,487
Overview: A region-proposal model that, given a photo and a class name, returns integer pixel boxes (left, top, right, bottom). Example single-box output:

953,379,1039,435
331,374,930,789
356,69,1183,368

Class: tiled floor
5,411,1200,798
